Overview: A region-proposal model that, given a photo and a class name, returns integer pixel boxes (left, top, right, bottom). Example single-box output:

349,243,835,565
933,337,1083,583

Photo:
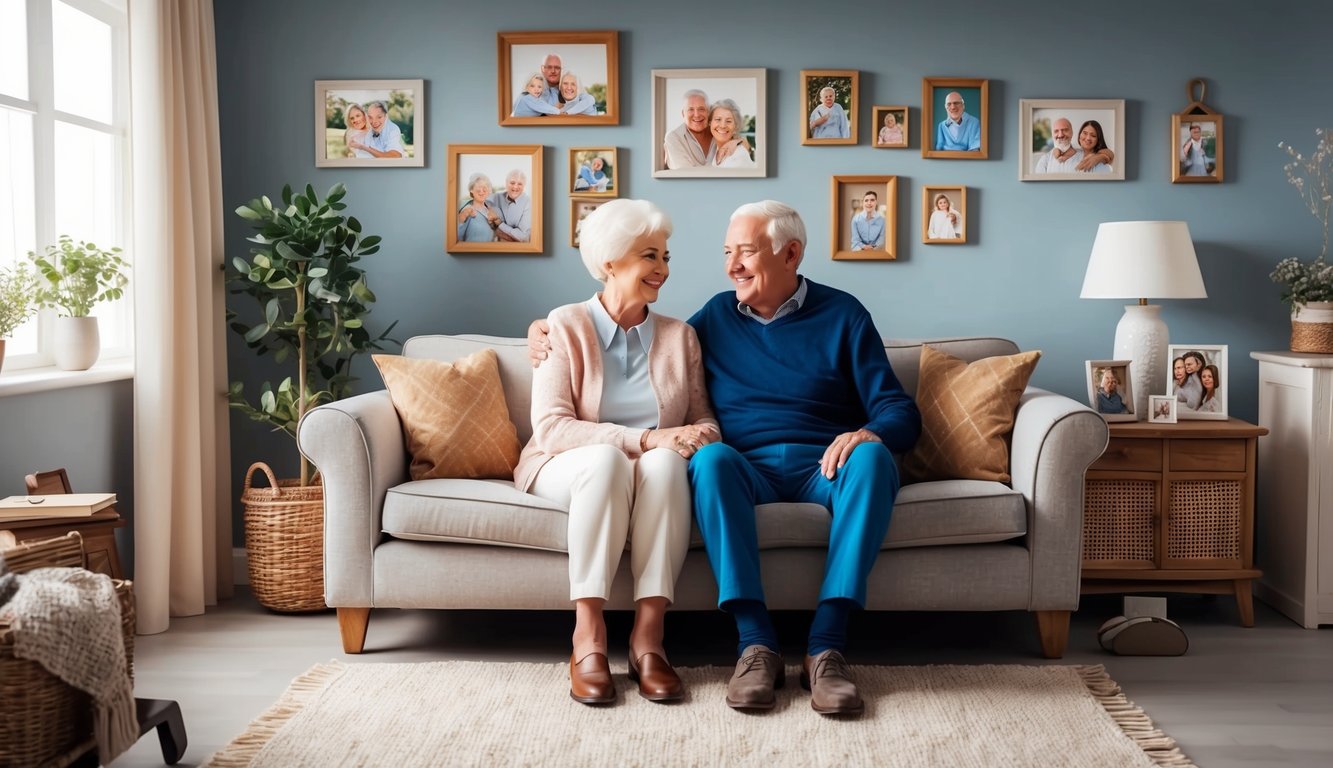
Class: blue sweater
688,279,921,455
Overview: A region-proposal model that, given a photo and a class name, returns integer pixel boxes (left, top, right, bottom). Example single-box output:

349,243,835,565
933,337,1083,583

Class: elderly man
663,89,747,170
529,201,921,716
1033,118,1081,173
1181,123,1209,176
539,54,563,105
934,91,980,151
488,170,531,242
355,101,405,158
1096,369,1128,414
849,190,884,251
808,86,850,140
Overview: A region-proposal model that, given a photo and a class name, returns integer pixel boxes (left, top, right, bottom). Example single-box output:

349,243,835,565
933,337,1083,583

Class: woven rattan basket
242,461,326,613
0,532,135,768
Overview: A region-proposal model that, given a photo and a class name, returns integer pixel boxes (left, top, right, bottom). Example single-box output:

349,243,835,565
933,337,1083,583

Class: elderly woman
709,99,755,169
456,173,499,242
514,199,719,706
809,85,849,139
559,71,599,115
343,103,372,158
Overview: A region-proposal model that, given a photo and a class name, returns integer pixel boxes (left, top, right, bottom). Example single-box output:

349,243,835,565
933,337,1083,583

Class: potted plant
1273,129,1333,353
0,262,39,373
28,236,130,371
227,182,395,611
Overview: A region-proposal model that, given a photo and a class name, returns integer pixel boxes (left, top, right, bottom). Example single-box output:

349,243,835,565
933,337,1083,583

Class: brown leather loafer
800,649,864,715
628,651,684,702
569,651,616,705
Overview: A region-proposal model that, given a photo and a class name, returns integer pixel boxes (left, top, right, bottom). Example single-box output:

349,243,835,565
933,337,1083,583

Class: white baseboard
233,547,248,586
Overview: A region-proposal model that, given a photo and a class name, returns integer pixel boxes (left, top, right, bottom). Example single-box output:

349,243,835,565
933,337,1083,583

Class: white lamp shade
1080,221,1207,300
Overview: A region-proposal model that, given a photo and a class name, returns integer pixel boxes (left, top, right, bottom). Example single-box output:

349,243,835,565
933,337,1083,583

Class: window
0,0,131,372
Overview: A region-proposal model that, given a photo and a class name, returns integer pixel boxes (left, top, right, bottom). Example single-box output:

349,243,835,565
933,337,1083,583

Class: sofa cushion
382,477,1026,554
373,349,522,481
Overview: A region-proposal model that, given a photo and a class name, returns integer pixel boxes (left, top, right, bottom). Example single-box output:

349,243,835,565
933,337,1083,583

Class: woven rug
206,661,1194,767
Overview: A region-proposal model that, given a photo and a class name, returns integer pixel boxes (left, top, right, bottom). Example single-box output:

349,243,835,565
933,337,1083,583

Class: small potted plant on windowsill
1273,129,1333,354
29,236,130,371
0,262,39,373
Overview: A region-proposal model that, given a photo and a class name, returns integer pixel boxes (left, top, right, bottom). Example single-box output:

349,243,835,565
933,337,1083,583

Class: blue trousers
689,441,900,608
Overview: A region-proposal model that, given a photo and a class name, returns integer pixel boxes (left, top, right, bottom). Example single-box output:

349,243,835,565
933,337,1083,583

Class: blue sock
807,598,856,655
726,599,778,657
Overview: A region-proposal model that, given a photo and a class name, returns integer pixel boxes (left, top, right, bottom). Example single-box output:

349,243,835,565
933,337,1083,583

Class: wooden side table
0,508,124,578
1081,418,1267,626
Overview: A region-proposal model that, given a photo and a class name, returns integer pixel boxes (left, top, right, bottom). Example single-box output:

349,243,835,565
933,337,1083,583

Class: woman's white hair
579,199,672,283
709,98,742,127
560,71,582,90
819,85,836,98
729,200,807,262
466,173,492,195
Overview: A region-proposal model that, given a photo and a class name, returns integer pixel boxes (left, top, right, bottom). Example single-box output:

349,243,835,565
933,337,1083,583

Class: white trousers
531,445,691,603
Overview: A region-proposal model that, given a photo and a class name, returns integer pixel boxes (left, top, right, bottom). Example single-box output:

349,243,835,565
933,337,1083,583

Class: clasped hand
648,424,720,459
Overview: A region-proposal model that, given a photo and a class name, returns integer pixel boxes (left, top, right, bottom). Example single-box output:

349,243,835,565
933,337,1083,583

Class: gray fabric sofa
299,334,1108,658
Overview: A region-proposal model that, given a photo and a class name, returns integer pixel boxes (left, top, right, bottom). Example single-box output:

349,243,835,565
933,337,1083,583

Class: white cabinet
1251,351,1333,628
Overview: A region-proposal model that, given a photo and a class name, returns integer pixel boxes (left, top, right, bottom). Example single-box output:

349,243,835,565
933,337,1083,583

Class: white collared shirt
586,295,658,428
738,277,808,325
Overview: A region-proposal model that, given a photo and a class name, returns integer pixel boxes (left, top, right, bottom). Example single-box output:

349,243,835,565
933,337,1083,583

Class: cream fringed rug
206,661,1194,768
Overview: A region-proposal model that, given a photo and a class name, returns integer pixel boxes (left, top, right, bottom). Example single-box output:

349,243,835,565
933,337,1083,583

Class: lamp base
1113,304,1168,418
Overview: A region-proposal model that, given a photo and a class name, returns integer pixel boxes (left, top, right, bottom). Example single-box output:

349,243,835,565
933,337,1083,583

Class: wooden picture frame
922,78,988,159
872,105,909,149
1086,359,1137,422
1166,344,1228,420
831,175,897,261
922,185,967,244
315,79,424,168
651,68,767,178
1019,99,1126,181
569,197,609,248
446,144,543,254
569,147,617,197
497,30,619,126
1172,80,1223,183
801,70,858,146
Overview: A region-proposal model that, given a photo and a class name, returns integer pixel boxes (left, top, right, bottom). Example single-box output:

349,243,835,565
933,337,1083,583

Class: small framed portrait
921,186,967,244
831,175,897,261
651,68,767,178
1019,99,1126,181
498,30,619,126
922,78,988,159
446,144,543,254
1149,395,1178,425
568,147,617,197
1166,344,1228,420
1172,116,1224,183
1086,360,1136,422
315,80,424,168
872,105,909,149
570,197,608,248
801,70,858,146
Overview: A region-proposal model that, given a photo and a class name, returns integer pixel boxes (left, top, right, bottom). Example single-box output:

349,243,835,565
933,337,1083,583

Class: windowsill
0,358,135,397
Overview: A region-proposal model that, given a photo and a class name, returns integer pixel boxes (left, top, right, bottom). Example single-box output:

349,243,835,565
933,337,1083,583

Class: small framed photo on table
569,147,617,197
921,186,966,244
1149,395,1178,424
872,105,909,148
315,79,424,168
498,30,619,126
446,144,544,254
922,78,988,159
1166,344,1228,420
831,175,897,261
1086,359,1136,422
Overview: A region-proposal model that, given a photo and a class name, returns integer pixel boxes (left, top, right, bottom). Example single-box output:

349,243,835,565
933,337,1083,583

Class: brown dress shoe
725,644,785,710
628,651,684,702
800,649,864,715
569,651,616,705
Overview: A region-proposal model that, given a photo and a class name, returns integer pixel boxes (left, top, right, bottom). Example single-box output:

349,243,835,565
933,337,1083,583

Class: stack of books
0,493,117,523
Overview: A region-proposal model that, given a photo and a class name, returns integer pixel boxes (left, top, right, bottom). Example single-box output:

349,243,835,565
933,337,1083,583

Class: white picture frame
1149,395,1178,424
1166,344,1228,420
651,68,767,178
1086,359,1137,422
1019,99,1126,181
315,79,425,168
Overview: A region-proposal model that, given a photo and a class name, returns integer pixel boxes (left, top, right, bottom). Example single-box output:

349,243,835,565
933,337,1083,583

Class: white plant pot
54,316,101,371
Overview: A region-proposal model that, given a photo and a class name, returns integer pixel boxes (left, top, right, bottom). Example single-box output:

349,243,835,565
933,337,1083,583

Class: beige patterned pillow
901,345,1041,484
373,349,521,481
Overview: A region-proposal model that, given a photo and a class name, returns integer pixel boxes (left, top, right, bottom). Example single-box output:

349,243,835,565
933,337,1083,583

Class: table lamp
1080,221,1207,416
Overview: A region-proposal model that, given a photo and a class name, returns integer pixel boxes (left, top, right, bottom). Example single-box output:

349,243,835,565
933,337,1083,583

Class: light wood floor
114,591,1332,767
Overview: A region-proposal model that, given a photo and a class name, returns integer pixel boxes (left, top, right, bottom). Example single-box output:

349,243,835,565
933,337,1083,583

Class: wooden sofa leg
1034,610,1071,659
338,607,371,654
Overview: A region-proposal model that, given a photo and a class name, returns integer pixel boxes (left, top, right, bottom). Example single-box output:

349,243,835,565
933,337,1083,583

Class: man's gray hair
505,169,527,184
682,88,708,106
730,200,807,262
367,100,388,115
580,199,673,283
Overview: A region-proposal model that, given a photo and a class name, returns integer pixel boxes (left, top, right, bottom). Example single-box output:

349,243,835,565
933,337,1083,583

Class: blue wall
215,0,1333,540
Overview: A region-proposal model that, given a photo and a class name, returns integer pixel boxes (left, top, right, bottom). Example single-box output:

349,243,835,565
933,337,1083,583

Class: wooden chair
18,467,124,579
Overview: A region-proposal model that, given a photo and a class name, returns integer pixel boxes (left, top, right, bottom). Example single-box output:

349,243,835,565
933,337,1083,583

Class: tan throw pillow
373,349,521,481
901,345,1041,484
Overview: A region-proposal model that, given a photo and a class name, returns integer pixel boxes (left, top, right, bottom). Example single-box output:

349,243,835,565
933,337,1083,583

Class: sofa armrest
1009,387,1109,610
298,390,407,606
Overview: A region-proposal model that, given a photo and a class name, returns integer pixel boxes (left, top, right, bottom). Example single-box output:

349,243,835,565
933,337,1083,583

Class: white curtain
129,0,232,634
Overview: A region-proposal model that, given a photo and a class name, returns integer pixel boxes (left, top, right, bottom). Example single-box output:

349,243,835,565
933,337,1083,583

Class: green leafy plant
28,236,129,317
0,262,39,337
227,182,396,485
1272,129,1333,311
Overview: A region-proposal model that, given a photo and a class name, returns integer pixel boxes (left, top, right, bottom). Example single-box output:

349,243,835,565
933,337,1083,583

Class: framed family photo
315,79,424,168
921,186,966,244
831,175,897,261
872,105,909,149
568,147,617,197
1086,359,1136,422
1149,395,1178,425
922,78,988,159
1019,99,1126,181
569,197,609,248
1166,344,1228,420
446,144,543,254
651,68,767,178
498,30,619,126
1172,78,1223,183
801,70,858,146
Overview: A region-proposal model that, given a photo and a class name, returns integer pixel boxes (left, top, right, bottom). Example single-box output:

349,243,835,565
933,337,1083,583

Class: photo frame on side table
922,78,988,159
1019,99,1125,181
652,68,767,178
1149,395,1178,424
1086,359,1136,422
569,147,617,196
315,79,424,168
1166,344,1228,420
498,30,619,126
831,175,897,261
922,185,967,244
872,105,909,148
801,70,858,146
1172,79,1223,183
446,144,544,254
